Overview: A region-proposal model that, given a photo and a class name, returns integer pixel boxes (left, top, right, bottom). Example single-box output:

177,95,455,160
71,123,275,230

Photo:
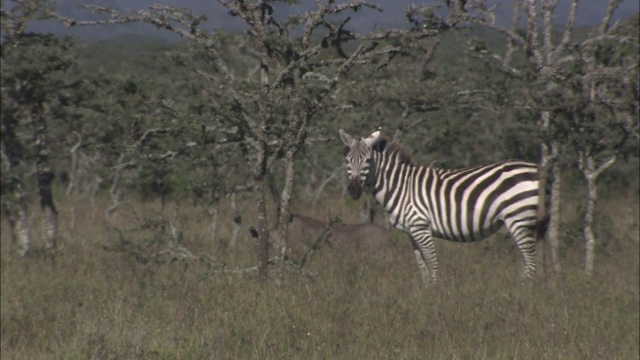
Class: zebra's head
339,129,381,199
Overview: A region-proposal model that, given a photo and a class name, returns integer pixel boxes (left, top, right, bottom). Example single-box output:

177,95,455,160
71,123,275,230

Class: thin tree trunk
33,112,58,253
12,182,31,257
91,174,103,219
66,131,83,236
256,51,271,286
275,94,311,285
537,155,549,274
69,200,76,238
580,152,616,276
548,147,562,273
311,168,338,206
583,171,597,277
537,111,560,273
66,131,83,196
1,180,31,257
106,171,122,226
276,147,296,285
254,165,269,285
208,204,219,243
1,125,31,257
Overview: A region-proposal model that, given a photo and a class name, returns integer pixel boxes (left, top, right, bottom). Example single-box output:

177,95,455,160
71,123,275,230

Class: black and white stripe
339,129,548,282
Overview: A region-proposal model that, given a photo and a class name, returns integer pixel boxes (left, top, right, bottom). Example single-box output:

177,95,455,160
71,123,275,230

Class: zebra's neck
370,148,423,225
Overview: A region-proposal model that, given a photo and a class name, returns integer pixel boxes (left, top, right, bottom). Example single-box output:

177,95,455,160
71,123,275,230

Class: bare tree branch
599,0,622,35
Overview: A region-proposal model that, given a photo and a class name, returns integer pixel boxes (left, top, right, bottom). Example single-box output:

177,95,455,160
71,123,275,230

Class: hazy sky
32,0,640,41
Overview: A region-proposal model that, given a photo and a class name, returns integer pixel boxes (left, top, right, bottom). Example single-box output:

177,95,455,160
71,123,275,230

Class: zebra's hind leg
409,227,439,285
412,244,431,284
509,225,538,278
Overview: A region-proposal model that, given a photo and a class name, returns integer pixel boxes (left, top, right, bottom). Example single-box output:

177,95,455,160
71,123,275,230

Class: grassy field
1,190,638,359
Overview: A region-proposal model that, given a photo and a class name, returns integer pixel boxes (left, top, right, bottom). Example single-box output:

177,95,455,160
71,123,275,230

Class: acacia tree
61,1,450,284
441,0,636,274
1,0,79,256
440,0,574,273
557,12,638,275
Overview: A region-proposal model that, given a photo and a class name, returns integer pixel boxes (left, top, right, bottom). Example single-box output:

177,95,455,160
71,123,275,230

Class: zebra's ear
362,130,380,147
339,129,356,147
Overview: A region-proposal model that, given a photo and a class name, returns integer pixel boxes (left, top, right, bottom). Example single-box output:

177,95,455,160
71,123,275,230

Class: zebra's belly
431,221,504,242
389,212,504,242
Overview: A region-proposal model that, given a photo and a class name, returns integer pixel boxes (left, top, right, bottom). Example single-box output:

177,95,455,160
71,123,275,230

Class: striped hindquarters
411,161,540,242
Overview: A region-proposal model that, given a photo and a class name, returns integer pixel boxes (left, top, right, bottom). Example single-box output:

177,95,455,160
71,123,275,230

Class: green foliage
1,5,83,219
3,2,635,213
1,33,78,147
550,13,638,159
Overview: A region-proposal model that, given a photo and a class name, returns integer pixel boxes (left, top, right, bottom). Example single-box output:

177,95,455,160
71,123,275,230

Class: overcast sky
31,0,640,41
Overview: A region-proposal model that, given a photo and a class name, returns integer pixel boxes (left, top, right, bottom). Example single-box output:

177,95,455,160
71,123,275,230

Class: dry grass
1,191,638,359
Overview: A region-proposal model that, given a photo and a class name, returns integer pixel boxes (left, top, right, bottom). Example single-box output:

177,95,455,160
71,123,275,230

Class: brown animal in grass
269,213,390,260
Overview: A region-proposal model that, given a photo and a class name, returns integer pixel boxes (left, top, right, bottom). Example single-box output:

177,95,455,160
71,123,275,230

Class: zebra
339,129,549,283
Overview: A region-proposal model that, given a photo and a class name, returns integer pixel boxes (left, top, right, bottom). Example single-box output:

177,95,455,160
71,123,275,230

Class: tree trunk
66,131,83,236
254,48,272,286
548,151,562,273
537,107,563,275
537,148,549,275
1,126,31,257
66,131,83,196
276,147,296,285
34,112,58,253
105,174,121,226
91,174,103,218
207,204,219,243
1,180,31,257
106,156,124,226
13,183,31,257
583,169,597,277
580,152,616,276
254,163,269,286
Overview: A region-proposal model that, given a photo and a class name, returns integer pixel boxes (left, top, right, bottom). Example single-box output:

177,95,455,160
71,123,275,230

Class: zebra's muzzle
347,178,363,199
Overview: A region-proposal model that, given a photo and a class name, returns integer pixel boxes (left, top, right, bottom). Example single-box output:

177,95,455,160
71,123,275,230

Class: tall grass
1,191,638,359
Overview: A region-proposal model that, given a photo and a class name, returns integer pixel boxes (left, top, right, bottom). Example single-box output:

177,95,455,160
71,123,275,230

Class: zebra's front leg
409,226,439,285
410,236,431,284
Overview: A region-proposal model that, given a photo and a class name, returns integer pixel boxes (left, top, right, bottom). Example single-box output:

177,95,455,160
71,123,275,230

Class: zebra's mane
372,137,414,165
